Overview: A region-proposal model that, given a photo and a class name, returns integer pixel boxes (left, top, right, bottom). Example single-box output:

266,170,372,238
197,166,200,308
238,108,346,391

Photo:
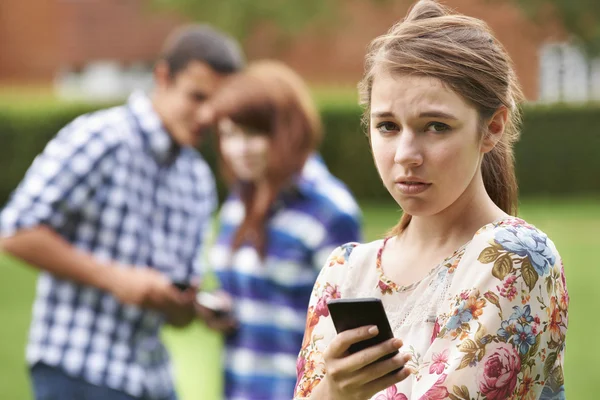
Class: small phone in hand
327,297,402,371
172,281,193,292
196,291,231,319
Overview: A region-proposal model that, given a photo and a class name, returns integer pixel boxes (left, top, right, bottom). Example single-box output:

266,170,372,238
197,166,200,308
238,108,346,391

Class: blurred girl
207,61,362,400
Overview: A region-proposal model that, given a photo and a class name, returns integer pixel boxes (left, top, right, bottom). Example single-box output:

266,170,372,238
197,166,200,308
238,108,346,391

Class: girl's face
219,118,270,182
369,72,497,218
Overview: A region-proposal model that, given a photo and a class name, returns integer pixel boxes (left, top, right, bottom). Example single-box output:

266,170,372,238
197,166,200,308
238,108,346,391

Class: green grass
1,197,598,399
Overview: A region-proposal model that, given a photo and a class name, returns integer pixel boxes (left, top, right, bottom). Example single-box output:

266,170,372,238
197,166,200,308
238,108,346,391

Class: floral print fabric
294,218,568,400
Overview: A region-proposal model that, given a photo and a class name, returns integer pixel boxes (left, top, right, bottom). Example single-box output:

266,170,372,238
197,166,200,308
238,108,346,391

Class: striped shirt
209,154,362,400
0,91,216,399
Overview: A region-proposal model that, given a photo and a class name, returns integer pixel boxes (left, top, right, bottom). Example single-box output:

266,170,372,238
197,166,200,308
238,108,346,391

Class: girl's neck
400,174,507,250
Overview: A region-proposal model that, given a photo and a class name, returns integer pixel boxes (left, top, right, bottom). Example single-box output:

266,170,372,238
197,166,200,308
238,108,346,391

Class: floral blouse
294,217,569,400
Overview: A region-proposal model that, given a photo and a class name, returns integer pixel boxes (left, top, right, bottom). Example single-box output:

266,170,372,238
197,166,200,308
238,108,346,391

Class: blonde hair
358,0,524,235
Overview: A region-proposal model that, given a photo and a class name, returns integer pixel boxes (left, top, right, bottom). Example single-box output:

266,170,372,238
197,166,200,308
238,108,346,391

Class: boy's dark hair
160,24,244,77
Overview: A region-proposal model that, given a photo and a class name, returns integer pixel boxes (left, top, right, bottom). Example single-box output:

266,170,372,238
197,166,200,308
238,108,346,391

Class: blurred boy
0,25,243,400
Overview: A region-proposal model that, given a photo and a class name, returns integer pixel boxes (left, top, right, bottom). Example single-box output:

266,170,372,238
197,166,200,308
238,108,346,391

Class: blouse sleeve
294,242,359,399
409,220,569,400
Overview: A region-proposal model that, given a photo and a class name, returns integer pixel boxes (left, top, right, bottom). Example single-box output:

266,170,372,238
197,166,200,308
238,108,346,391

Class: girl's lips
395,181,432,195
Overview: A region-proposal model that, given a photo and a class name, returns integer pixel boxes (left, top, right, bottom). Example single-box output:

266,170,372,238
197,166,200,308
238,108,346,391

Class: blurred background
0,0,598,399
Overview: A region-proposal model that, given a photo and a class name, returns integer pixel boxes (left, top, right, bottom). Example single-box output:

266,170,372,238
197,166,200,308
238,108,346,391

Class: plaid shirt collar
127,91,180,165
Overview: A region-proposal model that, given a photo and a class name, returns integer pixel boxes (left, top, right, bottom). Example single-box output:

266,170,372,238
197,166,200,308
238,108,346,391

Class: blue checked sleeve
189,160,219,280
0,120,120,237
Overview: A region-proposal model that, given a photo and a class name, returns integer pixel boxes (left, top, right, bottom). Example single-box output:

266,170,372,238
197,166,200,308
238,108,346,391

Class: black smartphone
172,281,192,292
327,297,401,368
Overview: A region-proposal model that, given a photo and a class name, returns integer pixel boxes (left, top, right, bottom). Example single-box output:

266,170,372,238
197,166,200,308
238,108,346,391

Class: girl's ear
481,106,508,153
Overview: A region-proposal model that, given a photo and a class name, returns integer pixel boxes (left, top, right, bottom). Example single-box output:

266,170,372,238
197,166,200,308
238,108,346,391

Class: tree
510,0,600,56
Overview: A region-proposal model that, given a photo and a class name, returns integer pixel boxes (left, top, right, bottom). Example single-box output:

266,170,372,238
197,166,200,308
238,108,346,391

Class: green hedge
0,103,113,206
1,101,599,206
318,103,600,200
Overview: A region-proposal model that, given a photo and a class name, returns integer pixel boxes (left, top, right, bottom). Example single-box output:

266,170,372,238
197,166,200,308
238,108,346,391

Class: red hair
209,61,322,256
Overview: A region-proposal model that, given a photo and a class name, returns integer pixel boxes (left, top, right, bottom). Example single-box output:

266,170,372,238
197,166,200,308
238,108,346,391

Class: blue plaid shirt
209,154,362,400
0,92,216,399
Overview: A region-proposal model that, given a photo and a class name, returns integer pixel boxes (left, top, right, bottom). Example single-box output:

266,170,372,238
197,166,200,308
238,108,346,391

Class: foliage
149,0,391,41
511,0,600,56
1,100,600,206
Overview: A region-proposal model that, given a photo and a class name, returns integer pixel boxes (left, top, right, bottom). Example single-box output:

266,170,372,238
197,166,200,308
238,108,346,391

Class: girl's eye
375,121,399,133
425,122,451,133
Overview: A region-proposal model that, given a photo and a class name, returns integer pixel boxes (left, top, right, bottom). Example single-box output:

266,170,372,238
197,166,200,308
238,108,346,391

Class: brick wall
0,0,566,99
0,0,182,83
56,0,182,67
0,0,61,83
245,0,567,99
